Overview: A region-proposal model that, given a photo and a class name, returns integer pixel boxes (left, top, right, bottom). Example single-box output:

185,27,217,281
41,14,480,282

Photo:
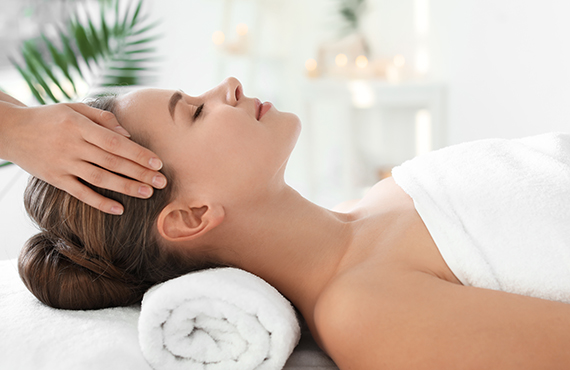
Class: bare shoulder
314,268,570,370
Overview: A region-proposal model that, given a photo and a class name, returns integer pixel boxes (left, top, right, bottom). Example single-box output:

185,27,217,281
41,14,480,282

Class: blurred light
355,55,368,69
212,30,225,45
348,80,375,108
335,53,347,67
305,58,318,71
236,23,248,36
414,0,430,37
394,54,406,68
415,109,432,156
60,79,74,97
415,47,430,74
76,78,89,97
50,83,64,102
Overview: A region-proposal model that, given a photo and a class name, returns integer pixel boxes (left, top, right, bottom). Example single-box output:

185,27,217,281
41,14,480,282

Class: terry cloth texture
392,133,570,303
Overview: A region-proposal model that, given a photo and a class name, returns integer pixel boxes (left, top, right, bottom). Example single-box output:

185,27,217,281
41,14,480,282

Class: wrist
0,103,28,162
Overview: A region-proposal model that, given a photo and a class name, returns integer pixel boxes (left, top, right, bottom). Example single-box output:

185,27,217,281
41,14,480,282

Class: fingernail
149,157,163,170
110,206,124,215
139,186,153,197
152,175,167,188
114,125,131,137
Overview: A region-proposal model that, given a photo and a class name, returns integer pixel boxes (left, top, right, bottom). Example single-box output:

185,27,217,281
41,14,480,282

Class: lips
254,98,272,120
259,102,272,120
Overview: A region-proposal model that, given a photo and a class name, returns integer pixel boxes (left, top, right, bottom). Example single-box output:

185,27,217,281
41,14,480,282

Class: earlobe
157,203,225,242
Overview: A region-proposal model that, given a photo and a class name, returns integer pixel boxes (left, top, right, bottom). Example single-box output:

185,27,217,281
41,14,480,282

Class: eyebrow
168,91,183,119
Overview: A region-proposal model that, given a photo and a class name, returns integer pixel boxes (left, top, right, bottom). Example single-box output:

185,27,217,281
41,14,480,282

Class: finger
66,102,130,137
77,160,158,199
81,144,167,190
80,122,163,171
63,177,124,215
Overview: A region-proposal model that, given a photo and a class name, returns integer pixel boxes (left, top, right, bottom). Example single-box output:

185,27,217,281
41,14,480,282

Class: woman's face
115,77,301,203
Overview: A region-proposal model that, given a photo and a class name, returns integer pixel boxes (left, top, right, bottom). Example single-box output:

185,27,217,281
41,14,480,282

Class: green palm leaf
336,0,367,36
10,0,160,105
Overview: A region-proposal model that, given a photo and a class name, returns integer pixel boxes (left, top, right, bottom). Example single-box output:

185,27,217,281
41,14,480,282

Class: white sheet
0,258,151,370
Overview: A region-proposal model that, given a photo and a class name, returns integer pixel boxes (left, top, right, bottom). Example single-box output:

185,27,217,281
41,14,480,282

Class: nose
222,77,242,106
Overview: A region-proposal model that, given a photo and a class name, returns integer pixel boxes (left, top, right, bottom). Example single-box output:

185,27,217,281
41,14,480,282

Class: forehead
114,88,175,130
116,88,174,113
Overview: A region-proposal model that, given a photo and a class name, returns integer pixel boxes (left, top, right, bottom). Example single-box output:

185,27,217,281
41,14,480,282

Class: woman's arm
0,91,167,215
317,271,570,370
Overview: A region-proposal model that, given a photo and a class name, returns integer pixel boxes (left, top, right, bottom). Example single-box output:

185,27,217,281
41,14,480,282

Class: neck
209,184,356,325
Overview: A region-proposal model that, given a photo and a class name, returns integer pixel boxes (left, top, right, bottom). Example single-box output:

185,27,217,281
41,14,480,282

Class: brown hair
18,95,213,310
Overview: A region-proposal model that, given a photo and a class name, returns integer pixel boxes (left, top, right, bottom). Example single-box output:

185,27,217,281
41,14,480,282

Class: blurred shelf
299,78,446,202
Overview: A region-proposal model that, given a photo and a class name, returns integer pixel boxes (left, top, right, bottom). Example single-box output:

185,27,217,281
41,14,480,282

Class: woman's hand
0,102,167,215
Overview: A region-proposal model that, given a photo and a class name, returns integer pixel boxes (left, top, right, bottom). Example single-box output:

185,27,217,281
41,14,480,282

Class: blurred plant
0,0,160,168
337,0,367,36
9,0,160,105
335,0,369,56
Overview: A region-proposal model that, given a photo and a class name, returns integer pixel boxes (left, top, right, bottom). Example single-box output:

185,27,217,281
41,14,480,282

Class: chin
285,112,302,133
272,109,302,143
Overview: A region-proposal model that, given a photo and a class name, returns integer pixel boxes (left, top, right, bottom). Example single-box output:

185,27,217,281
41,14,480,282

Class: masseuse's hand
1,102,167,215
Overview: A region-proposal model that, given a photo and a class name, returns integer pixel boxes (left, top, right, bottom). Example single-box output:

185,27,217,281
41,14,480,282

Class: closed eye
193,104,204,120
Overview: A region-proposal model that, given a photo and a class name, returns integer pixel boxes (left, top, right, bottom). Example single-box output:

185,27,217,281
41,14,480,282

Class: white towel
392,132,570,303
138,267,301,370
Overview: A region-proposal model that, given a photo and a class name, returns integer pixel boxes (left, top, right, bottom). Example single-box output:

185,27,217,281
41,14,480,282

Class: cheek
176,110,298,188
210,112,268,153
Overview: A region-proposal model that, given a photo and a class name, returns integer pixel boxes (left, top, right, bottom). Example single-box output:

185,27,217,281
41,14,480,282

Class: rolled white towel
138,268,301,370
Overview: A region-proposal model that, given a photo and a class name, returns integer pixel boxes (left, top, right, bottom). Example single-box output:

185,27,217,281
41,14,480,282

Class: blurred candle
335,53,348,67
305,58,318,78
236,23,248,36
212,30,225,45
355,55,368,69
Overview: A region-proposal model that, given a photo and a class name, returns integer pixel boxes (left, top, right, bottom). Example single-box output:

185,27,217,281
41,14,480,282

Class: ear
156,202,225,242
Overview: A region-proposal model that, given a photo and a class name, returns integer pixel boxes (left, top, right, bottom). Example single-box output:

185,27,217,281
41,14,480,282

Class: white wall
358,0,570,143
430,0,570,143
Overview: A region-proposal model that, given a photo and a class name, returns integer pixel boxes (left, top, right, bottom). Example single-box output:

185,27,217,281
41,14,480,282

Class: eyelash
193,104,204,120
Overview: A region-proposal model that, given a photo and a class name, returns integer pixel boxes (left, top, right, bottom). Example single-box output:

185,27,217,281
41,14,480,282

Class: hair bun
18,232,140,310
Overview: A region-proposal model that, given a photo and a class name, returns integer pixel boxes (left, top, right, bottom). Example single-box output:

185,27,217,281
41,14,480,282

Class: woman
18,77,570,369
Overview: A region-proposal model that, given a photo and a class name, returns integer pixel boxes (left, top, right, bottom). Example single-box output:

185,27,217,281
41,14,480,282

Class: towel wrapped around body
138,267,300,370
392,132,570,303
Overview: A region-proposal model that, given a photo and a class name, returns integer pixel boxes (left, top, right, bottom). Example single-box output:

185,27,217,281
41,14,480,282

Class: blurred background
1,0,570,259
